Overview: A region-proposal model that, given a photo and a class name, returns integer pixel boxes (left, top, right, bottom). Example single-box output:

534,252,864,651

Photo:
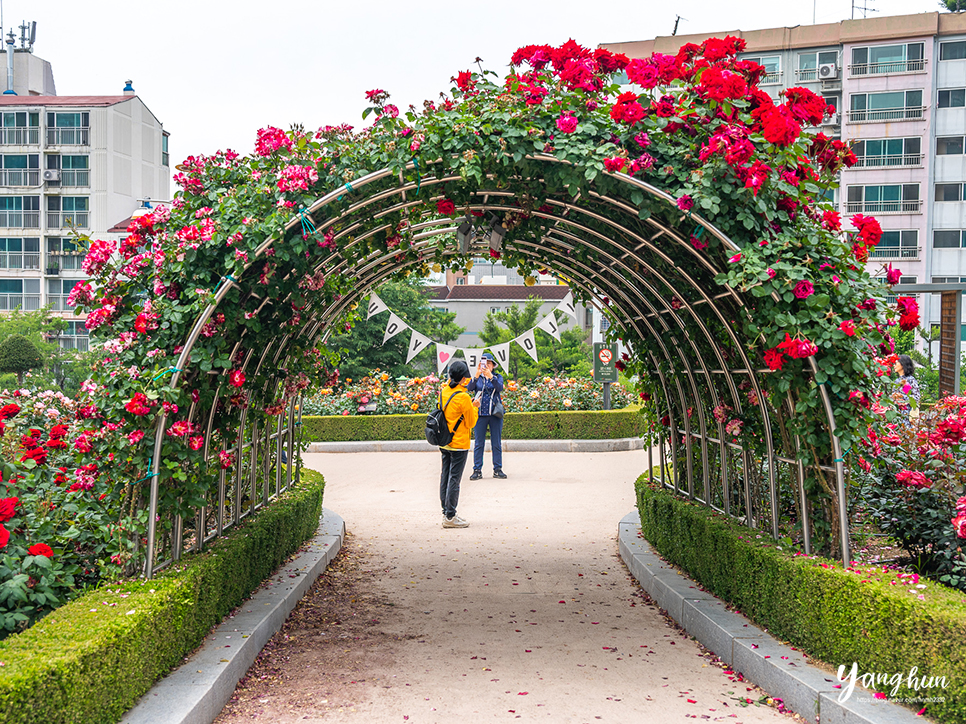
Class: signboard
593,343,618,383
939,291,962,397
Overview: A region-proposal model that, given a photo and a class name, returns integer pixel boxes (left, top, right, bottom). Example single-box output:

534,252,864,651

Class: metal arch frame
144,159,850,576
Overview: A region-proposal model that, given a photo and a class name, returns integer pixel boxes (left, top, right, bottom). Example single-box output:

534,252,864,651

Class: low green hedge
302,409,643,442
0,469,325,724
636,477,966,724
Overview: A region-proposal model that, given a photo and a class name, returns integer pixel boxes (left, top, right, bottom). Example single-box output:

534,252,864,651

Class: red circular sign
598,348,612,364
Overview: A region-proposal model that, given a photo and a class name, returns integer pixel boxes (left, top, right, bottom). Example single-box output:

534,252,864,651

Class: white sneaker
442,515,469,528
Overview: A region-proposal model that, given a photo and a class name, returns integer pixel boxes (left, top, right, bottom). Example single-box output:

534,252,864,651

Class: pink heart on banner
439,351,450,363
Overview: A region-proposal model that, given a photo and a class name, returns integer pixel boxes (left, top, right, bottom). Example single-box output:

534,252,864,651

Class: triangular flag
436,344,458,374
536,312,561,341
382,312,407,345
461,348,483,376
515,329,539,362
489,342,511,371
556,291,577,320
367,292,388,320
406,330,432,363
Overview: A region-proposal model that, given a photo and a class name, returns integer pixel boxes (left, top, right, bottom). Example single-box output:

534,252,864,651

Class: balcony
847,107,926,123
0,252,41,269
760,71,783,86
848,59,927,76
0,211,40,228
869,246,921,260
46,294,76,312
58,169,90,187
0,169,40,186
49,252,85,270
853,154,924,169
45,127,89,146
47,211,89,229
0,127,39,145
57,335,89,352
845,200,923,215
0,293,41,311
795,68,819,82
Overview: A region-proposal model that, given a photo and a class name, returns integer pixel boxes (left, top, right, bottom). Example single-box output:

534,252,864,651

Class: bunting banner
515,329,539,362
490,342,511,371
557,292,578,320
367,292,388,320
382,312,406,345
536,312,561,341
436,344,458,374
406,330,432,363
461,348,484,375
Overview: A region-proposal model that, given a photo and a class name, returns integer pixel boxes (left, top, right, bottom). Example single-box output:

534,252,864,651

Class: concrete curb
120,509,346,724
304,437,647,453
618,512,926,724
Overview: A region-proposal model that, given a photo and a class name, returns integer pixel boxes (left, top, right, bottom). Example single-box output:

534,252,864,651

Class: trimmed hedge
0,469,325,724
636,477,966,724
302,409,643,442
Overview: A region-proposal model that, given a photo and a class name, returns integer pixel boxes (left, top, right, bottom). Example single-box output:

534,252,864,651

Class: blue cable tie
152,367,181,381
344,182,354,193
299,209,317,237
134,457,157,485
412,157,422,196
213,274,237,294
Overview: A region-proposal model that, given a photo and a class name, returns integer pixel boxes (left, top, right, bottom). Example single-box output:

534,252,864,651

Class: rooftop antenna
18,20,26,49
672,15,686,36
28,21,35,50
851,0,878,19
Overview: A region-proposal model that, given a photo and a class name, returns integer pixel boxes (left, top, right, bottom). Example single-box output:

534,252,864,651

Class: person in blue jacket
466,352,507,480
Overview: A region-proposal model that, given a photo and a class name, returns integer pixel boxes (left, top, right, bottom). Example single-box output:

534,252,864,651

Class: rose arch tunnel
141,156,850,577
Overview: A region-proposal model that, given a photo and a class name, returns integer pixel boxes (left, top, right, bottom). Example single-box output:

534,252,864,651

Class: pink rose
793,280,815,299
555,115,578,134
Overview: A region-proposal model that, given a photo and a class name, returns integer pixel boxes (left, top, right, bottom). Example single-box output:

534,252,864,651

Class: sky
14,0,948,171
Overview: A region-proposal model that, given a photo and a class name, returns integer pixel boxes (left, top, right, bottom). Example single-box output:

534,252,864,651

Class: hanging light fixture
457,216,473,254
487,213,505,252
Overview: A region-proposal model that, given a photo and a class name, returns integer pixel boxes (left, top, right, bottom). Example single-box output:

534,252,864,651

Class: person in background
891,354,920,415
439,360,479,528
467,352,507,480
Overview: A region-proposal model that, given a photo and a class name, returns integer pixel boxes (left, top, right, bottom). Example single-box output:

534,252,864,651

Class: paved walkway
219,450,789,723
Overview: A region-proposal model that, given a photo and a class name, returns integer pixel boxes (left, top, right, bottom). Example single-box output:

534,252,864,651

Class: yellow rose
524,276,536,287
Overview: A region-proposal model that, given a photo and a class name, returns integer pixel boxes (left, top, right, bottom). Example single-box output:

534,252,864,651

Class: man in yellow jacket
439,360,480,528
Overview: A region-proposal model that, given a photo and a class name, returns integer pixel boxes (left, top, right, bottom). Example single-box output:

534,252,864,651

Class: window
938,136,965,155
0,154,40,185
0,196,40,228
744,55,781,84
0,237,39,269
46,196,89,228
46,155,89,186
162,133,170,167
932,276,966,283
490,307,501,314
797,51,839,80
0,111,39,144
849,90,923,122
940,41,966,61
851,137,921,167
823,95,839,112
456,277,465,285
850,42,925,75
939,89,966,108
846,184,920,213
934,230,964,248
45,112,90,145
584,307,594,327
47,278,84,311
46,237,82,269
936,183,964,202
0,277,40,311
870,229,918,259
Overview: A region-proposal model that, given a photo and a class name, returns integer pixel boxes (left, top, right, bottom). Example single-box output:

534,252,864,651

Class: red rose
0,403,20,420
28,543,53,558
763,348,785,371
229,369,246,388
436,199,456,216
0,525,9,549
0,497,18,523
603,157,626,173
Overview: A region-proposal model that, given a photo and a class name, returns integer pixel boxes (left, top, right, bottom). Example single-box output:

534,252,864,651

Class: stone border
305,437,647,453
120,509,345,724
618,512,926,724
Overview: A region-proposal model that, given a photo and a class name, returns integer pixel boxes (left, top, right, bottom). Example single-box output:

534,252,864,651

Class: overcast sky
16,0,947,169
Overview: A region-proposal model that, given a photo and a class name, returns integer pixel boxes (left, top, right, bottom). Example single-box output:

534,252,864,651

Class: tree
940,0,965,12
0,307,94,394
330,276,466,381
478,296,591,381
0,334,43,385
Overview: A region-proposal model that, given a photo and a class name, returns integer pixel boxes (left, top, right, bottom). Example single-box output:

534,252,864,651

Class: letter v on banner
367,292,389,320
515,329,539,362
406,330,432,363
557,292,577,320
382,312,406,345
536,312,561,341
491,342,511,371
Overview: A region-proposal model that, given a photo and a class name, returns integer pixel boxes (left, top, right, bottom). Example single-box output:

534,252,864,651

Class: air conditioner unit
42,169,60,182
818,63,839,80
824,112,841,126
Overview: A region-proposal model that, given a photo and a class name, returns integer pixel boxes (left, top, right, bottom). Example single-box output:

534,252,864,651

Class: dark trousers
440,448,469,518
472,415,503,472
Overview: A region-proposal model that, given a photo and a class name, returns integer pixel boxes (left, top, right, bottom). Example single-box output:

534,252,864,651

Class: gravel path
216,450,794,724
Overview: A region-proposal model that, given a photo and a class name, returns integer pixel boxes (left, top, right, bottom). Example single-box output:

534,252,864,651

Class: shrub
636,477,966,723
0,469,325,724
0,337,42,386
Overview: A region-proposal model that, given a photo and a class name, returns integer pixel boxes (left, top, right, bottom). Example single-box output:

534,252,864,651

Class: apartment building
603,11,966,343
0,43,169,352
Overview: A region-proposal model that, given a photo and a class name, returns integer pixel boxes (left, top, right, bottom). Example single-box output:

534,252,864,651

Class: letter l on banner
536,312,561,341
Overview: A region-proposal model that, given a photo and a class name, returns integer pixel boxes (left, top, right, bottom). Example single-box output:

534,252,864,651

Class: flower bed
300,372,635,416
636,476,966,723
301,408,644,443
0,469,325,724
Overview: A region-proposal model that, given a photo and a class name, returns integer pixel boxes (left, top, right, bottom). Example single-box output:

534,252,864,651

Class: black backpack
425,388,466,447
